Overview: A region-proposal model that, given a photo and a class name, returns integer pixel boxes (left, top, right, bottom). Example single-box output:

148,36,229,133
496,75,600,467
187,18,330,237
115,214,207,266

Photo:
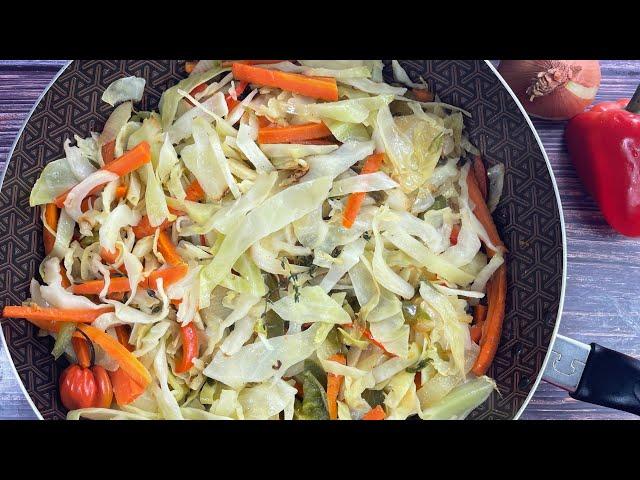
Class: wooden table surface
0,60,638,420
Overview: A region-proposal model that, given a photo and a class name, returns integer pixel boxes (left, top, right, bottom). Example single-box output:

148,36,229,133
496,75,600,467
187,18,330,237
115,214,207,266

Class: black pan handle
543,335,640,416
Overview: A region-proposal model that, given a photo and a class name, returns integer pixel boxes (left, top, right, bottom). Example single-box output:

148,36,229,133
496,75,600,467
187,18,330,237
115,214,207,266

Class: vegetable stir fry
3,60,507,420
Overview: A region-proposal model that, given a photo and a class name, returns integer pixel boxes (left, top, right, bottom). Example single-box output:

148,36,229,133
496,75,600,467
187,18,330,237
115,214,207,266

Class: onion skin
498,60,601,120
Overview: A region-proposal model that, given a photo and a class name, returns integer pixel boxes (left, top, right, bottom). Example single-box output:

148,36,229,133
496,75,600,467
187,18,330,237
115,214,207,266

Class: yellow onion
498,60,601,120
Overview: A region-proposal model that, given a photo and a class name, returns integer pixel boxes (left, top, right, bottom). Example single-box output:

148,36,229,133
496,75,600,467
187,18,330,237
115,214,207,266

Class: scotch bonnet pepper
565,86,640,237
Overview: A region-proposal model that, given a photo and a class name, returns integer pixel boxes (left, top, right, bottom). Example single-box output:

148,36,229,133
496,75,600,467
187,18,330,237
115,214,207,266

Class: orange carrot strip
327,353,346,420
157,230,183,266
71,277,132,295
362,405,386,420
170,298,182,306
224,81,248,112
472,155,488,201
175,323,199,374
471,263,507,376
450,224,461,245
115,325,134,352
470,324,484,344
43,203,59,255
109,367,147,406
342,153,386,228
185,179,206,202
412,88,434,102
147,264,189,290
185,61,197,74
186,83,208,107
72,337,92,368
257,116,272,128
132,216,173,239
60,264,71,289
3,305,114,323
232,63,338,101
101,140,116,164
100,246,120,265
77,324,151,388
108,291,126,301
54,142,151,208
346,322,395,356
115,184,128,199
257,122,332,144
474,304,488,325
466,168,505,255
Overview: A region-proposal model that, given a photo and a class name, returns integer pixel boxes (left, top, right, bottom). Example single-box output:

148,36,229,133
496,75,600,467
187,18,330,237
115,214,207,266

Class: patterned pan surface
0,60,565,420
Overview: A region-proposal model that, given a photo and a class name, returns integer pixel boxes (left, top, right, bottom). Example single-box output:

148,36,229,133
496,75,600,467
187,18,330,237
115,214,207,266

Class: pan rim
0,59,72,420
0,60,568,421
484,60,568,420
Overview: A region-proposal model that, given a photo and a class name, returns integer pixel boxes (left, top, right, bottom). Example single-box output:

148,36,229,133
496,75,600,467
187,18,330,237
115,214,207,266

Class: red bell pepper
566,87,640,237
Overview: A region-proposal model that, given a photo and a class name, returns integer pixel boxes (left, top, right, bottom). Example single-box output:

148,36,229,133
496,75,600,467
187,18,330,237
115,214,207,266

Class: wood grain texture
0,59,638,420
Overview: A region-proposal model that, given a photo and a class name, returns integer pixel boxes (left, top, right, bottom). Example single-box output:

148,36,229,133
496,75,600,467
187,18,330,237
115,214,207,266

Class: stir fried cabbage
21,60,505,421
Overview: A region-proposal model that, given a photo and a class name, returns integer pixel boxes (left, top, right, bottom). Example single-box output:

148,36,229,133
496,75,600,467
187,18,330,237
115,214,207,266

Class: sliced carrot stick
108,291,126,302
115,325,134,352
470,324,483,344
326,353,346,420
466,167,505,255
77,324,151,388
185,179,206,202
147,264,189,290
342,153,386,228
224,81,248,112
472,155,488,201
170,298,182,306
257,116,272,128
71,277,132,295
54,142,151,208
222,60,285,68
232,63,338,101
471,263,507,376
60,264,71,289
109,367,147,406
115,184,128,199
414,372,422,390
132,216,173,239
3,305,114,323
450,224,461,245
72,336,92,368
101,140,116,164
474,304,488,325
100,246,120,265
80,184,128,213
412,88,434,102
258,122,332,144
186,83,208,107
346,322,395,356
175,323,199,374
43,203,59,255
157,230,183,266
362,405,386,420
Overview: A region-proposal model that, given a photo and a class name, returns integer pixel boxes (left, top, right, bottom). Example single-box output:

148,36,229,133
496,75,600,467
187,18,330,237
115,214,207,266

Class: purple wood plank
0,59,639,420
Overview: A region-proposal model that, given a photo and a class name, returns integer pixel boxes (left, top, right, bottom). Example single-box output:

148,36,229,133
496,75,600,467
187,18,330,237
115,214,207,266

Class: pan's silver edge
0,60,73,421
484,60,568,420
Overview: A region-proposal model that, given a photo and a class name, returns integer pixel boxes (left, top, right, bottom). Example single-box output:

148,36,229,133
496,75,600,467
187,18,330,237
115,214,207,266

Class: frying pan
0,60,637,419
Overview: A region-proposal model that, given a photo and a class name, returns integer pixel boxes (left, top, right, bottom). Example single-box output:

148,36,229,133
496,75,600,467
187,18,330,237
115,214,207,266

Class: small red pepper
566,87,640,236
59,332,113,410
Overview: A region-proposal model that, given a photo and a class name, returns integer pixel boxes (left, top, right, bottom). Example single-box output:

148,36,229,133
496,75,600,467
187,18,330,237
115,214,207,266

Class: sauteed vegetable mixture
3,60,507,420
